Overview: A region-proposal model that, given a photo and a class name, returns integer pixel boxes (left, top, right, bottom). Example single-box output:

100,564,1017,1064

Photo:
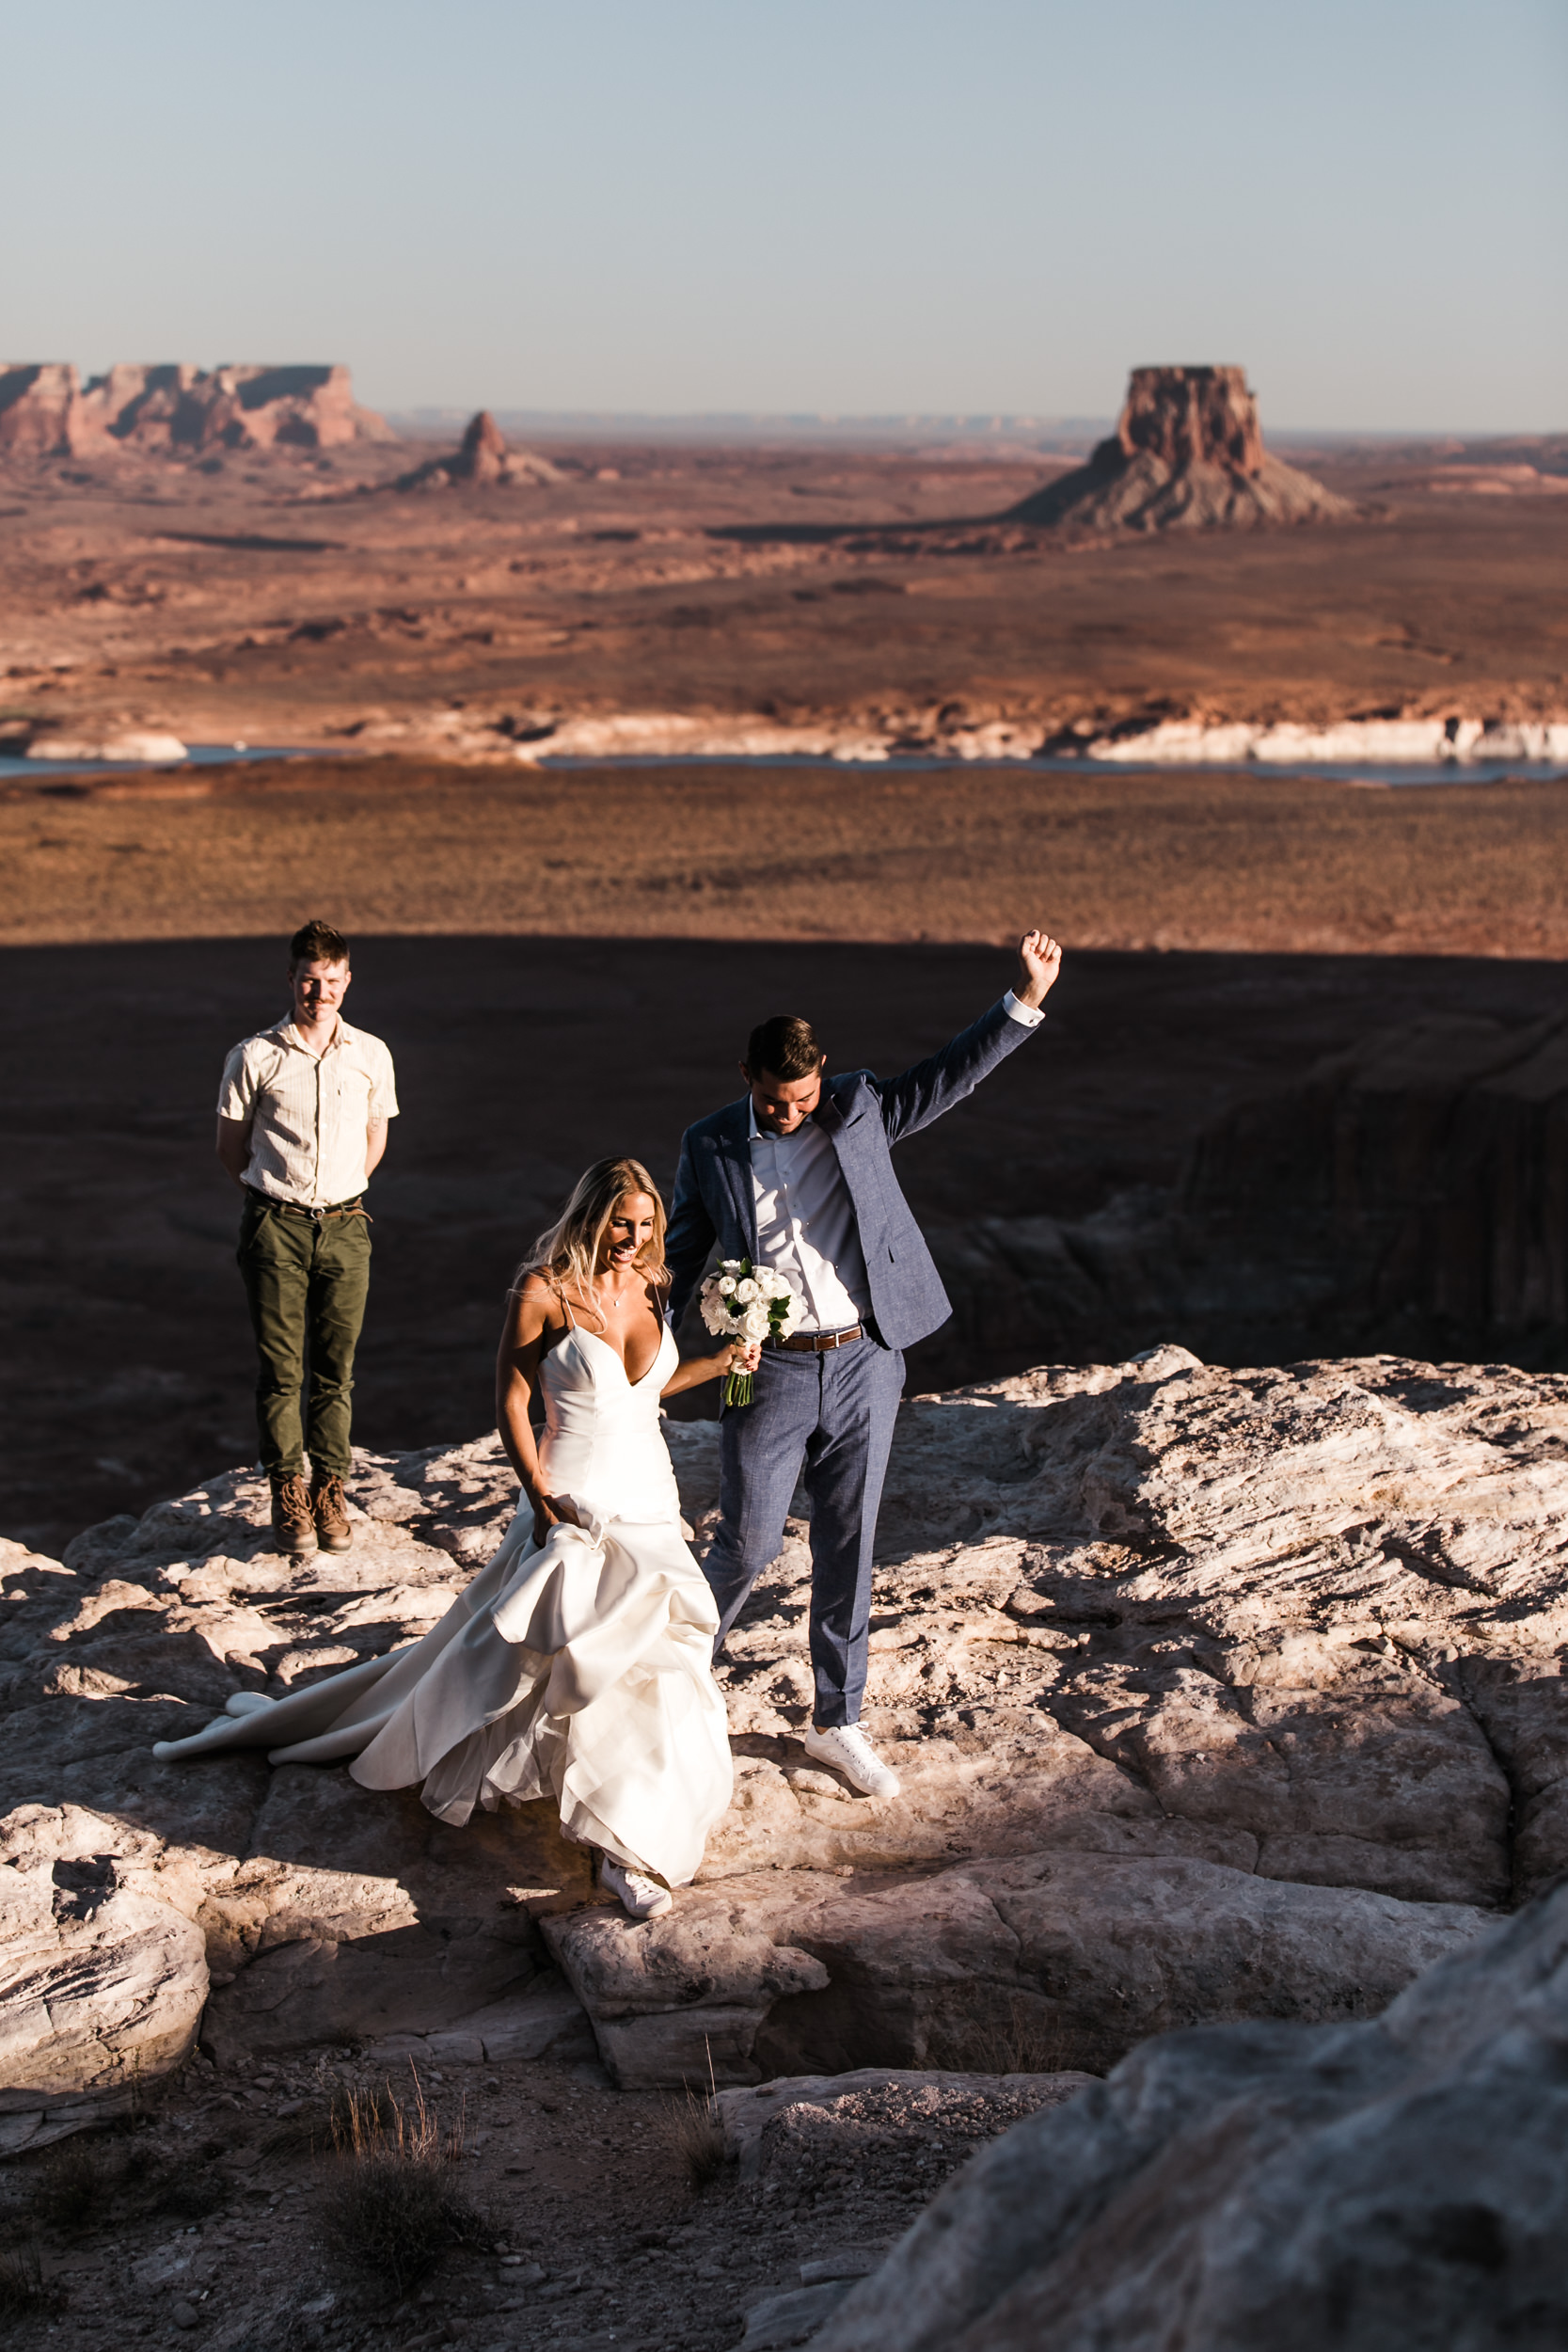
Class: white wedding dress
153,1315,735,1886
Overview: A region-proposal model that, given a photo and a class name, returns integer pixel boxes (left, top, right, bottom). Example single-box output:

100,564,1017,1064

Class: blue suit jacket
664,997,1037,1352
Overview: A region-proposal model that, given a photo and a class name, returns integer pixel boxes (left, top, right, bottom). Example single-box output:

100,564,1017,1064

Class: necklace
592,1271,632,1320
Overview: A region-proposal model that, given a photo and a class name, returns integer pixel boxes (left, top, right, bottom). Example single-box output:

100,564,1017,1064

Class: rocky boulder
0,1804,208,2155
544,1848,1480,2090
808,1879,1568,2351
1008,365,1354,533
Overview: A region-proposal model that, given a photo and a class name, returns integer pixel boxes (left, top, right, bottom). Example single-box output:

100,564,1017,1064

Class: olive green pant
237,1194,372,1482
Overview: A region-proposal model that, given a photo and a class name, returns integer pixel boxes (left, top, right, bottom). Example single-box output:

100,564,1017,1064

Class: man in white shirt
215,920,399,1556
666,930,1062,1800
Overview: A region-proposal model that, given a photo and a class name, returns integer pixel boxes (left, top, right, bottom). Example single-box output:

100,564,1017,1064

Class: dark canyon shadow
7,934,1568,1553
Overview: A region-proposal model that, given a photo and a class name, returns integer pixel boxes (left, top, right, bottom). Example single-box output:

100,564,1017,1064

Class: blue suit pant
704,1336,904,1727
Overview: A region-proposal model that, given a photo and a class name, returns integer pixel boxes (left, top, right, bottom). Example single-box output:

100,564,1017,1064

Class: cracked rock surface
7,1346,1568,2122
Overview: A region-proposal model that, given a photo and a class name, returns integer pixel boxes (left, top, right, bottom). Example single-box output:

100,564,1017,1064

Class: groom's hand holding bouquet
699,1262,805,1404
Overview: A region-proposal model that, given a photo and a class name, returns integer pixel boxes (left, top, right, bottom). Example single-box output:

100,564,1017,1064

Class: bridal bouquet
699,1260,805,1405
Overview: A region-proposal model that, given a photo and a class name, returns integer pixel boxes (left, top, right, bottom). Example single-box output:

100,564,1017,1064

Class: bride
154,1157,754,1920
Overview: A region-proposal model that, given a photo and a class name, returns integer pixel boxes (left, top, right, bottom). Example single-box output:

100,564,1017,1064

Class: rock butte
1006,364,1355,533
8,1342,1568,2162
391,407,563,492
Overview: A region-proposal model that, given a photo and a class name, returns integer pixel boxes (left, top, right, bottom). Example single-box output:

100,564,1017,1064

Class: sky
2,0,1563,432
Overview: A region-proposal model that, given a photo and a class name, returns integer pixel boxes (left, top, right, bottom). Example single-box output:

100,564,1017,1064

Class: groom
665,929,1063,1800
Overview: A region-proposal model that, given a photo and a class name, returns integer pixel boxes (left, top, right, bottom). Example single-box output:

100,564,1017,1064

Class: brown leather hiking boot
271,1474,317,1556
311,1474,353,1553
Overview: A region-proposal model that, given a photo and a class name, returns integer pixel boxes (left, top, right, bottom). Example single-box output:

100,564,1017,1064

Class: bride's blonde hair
513,1156,669,1317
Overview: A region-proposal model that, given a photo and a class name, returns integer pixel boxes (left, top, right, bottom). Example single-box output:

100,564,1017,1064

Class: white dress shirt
746,993,1042,1332
218,1018,399,1207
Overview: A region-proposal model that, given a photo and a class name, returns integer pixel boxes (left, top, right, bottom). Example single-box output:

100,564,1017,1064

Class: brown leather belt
245,1187,366,1225
769,1324,863,1353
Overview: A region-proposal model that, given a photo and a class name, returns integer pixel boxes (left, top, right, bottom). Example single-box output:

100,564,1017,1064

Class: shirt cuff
1003,990,1044,1028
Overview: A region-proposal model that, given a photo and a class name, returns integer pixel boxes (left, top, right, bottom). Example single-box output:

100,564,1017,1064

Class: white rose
718,1276,736,1295
700,1296,730,1336
734,1278,760,1303
721,1258,744,1273
741,1306,771,1341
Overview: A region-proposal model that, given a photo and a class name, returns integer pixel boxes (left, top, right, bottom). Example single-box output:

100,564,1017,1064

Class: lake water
0,744,329,784
3,746,1565,789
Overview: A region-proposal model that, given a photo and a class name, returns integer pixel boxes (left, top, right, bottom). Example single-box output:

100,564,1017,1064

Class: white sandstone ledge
341,706,1568,768
1075,715,1568,766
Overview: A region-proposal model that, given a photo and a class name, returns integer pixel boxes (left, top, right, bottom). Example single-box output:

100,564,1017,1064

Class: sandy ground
0,2042,984,2351
1,435,1563,757
8,757,1568,955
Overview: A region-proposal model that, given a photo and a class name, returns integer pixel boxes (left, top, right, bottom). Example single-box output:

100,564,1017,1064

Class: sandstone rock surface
543,1848,1480,2088
1010,366,1354,534
808,1880,1568,2351
7,1344,1568,2130
0,1804,208,2154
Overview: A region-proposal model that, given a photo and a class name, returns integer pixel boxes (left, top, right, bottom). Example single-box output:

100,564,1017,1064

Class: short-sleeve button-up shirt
217,1018,399,1207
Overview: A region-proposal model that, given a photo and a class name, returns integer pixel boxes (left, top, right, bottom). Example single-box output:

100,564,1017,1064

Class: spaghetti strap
561,1294,577,1330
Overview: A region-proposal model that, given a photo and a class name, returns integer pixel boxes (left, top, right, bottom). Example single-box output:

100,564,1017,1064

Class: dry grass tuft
0,2239,66,2320
261,2078,397,2162
658,2090,730,2190
318,2074,486,2298
27,2140,108,2236
964,1994,1070,2078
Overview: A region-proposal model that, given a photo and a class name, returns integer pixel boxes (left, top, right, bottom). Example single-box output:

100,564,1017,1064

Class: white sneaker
601,1855,673,1920
802,1722,902,1801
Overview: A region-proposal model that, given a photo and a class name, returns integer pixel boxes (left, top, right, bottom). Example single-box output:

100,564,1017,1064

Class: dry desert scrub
964,1993,1072,2078
657,2088,731,2191
318,2074,487,2299
26,2138,107,2237
0,2237,65,2321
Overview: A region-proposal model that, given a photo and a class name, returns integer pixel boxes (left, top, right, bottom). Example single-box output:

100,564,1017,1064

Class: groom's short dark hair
746,1014,823,1080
